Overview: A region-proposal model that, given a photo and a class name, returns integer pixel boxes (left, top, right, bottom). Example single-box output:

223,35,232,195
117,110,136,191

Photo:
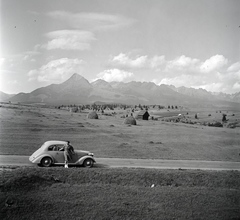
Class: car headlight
88,153,94,157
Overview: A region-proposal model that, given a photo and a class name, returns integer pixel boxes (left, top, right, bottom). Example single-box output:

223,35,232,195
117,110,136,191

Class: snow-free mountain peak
61,73,92,89
91,79,112,89
3,73,240,105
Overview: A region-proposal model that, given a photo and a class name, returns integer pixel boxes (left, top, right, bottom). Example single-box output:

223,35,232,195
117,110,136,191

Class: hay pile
123,116,137,125
226,121,240,128
87,111,98,119
208,121,223,127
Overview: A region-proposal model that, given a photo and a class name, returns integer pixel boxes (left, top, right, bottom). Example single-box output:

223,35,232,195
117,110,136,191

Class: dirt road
0,155,240,170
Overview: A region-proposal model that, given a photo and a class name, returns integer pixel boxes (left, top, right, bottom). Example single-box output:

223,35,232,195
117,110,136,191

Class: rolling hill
0,91,15,102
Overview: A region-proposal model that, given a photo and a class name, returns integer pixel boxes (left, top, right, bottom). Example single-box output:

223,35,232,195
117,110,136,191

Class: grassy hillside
0,103,240,161
0,167,240,220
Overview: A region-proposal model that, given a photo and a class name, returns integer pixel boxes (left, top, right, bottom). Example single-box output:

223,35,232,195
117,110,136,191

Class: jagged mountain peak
5,74,240,105
63,73,88,83
91,79,113,90
61,73,91,89
92,79,110,85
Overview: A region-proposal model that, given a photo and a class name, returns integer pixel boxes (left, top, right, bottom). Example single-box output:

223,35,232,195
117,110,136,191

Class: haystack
123,116,137,125
226,121,240,128
87,111,98,119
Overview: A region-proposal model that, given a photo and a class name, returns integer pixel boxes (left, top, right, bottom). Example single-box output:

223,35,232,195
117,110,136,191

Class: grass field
0,103,240,219
0,103,239,161
0,167,240,220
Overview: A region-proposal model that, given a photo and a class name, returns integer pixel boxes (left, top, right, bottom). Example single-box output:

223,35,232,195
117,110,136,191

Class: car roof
44,140,67,146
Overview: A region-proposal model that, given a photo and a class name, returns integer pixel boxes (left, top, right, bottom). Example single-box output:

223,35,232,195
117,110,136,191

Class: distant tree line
56,103,181,112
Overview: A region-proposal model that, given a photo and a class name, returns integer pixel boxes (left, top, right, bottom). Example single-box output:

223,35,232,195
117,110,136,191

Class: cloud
43,30,95,50
227,61,240,72
110,54,201,74
109,54,201,74
150,55,166,69
47,11,136,31
233,82,240,90
164,55,200,74
95,69,134,82
109,53,239,93
0,49,40,69
110,53,230,76
193,83,224,91
200,54,228,73
156,54,239,93
22,50,40,61
158,74,202,88
112,53,148,68
0,58,5,66
28,58,84,82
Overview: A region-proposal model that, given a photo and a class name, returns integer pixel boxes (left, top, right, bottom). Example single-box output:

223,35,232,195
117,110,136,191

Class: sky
0,0,240,94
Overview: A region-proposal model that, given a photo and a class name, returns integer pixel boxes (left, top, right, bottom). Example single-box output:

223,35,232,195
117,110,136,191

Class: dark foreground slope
0,167,240,220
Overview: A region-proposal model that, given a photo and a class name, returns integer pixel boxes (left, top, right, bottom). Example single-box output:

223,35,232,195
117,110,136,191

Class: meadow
1,167,240,220
0,102,239,161
0,103,240,219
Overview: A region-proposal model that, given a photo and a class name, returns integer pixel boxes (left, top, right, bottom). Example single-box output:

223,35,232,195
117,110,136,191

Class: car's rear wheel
41,157,53,167
83,158,94,168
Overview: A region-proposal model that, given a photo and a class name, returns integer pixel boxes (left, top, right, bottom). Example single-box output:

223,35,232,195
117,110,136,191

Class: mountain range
1,73,240,107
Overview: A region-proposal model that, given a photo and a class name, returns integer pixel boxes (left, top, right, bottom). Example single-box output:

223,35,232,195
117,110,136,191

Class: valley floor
0,103,239,162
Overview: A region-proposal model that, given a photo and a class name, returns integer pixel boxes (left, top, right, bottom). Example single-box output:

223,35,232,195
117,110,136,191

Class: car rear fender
76,156,95,165
31,154,54,164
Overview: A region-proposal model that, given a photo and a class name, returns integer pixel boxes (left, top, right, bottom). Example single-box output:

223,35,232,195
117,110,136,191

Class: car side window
53,145,58,151
48,145,58,151
58,145,64,151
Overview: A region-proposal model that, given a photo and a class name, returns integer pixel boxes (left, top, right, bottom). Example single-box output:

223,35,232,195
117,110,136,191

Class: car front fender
76,156,96,165
30,154,54,164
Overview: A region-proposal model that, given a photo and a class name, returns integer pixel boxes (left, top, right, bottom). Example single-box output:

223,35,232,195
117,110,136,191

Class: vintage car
29,140,95,167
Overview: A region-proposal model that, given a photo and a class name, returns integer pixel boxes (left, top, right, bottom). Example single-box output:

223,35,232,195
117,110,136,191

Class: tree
222,114,227,122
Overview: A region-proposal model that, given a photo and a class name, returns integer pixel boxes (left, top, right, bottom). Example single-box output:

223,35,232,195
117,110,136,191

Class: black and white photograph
0,0,240,219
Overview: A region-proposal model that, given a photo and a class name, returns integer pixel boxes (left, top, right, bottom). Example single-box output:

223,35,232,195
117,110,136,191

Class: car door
53,144,65,163
68,150,79,164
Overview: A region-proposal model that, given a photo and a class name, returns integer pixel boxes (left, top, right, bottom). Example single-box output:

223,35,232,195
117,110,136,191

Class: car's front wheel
83,158,94,168
41,157,53,167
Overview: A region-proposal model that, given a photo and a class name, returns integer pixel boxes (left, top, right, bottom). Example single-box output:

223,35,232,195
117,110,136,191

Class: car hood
75,150,94,156
75,150,90,154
